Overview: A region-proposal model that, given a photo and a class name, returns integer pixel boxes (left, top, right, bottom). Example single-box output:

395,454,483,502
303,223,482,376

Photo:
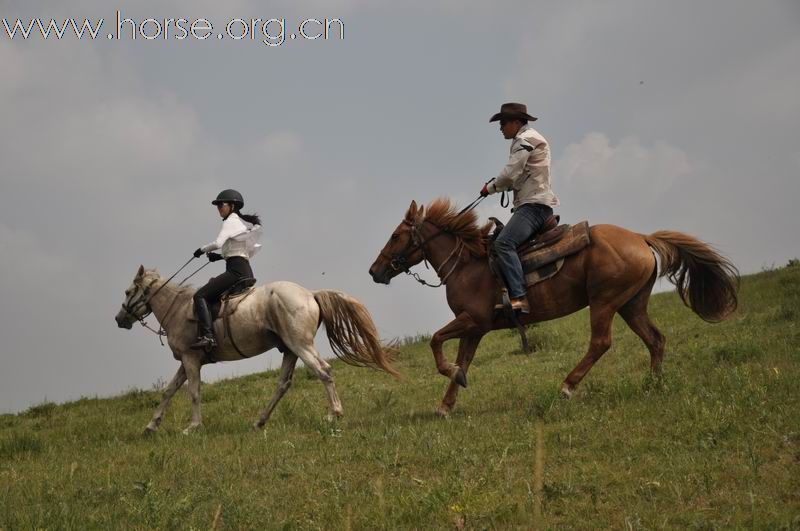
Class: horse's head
369,200,427,285
115,265,160,329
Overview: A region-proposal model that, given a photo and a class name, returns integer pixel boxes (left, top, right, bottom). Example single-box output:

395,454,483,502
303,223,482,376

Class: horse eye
391,233,399,241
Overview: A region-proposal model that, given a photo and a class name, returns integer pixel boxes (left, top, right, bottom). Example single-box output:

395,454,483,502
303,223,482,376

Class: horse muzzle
115,309,134,329
368,266,392,285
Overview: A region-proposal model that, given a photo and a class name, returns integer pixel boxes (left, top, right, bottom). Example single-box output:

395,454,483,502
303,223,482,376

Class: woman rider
191,189,262,351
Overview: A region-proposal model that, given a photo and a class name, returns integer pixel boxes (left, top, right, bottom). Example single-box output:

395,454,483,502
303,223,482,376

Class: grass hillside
2,263,799,530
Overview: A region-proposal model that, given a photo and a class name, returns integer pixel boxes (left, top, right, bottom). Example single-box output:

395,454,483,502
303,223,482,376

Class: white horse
115,265,398,434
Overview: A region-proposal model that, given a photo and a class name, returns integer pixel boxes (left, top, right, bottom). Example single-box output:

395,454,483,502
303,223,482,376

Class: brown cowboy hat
489,102,538,123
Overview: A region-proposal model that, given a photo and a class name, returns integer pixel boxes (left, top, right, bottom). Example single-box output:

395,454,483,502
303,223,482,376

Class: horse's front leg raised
182,355,203,434
430,312,478,387
143,364,186,434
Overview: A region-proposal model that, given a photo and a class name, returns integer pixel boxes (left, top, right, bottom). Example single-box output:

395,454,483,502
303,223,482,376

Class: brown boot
510,297,530,314
494,297,531,313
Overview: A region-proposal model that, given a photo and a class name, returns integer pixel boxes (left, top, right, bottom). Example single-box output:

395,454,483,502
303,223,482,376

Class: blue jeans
493,203,553,299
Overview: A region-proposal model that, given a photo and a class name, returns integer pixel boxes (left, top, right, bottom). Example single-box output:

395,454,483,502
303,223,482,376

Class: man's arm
487,141,533,194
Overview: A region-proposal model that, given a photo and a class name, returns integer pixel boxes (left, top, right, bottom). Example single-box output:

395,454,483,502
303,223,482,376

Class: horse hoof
143,426,157,436
560,384,573,400
252,421,264,431
435,405,451,418
453,367,468,388
182,423,201,435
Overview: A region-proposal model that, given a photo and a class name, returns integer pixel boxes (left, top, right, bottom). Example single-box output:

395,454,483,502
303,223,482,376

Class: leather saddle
206,277,257,321
489,214,566,250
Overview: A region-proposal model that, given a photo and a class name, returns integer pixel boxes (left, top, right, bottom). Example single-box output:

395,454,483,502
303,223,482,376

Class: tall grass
1,263,799,529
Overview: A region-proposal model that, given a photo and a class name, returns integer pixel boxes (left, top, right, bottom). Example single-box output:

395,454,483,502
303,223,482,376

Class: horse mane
141,268,196,297
423,198,493,257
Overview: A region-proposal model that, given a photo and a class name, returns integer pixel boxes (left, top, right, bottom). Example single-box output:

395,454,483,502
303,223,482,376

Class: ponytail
237,211,261,226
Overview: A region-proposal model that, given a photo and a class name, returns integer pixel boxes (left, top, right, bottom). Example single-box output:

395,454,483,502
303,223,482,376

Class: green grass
2,263,799,529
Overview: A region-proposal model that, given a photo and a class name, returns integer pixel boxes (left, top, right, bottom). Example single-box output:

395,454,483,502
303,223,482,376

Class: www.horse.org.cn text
2,11,345,47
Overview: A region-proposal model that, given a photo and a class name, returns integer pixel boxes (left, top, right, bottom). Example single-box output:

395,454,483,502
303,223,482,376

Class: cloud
679,34,800,128
0,224,86,299
557,132,691,197
1,0,798,414
250,131,303,160
502,2,612,104
0,43,213,186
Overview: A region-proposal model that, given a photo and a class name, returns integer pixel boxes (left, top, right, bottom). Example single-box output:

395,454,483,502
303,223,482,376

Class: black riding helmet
211,189,244,209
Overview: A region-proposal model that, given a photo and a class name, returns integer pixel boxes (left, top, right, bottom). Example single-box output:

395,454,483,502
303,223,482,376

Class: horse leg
618,301,666,373
436,333,483,417
182,356,203,433
560,306,615,398
143,364,186,434
293,344,344,419
254,352,299,429
430,312,479,386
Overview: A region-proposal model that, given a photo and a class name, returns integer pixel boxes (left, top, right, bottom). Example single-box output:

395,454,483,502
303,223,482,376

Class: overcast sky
1,0,798,413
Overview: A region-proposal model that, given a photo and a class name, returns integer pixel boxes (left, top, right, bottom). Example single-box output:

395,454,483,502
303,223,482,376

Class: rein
152,260,213,343
123,257,212,346
146,256,196,306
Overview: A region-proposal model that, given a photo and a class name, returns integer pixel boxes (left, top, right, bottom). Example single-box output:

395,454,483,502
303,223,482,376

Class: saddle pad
493,257,565,307
520,220,591,275
524,258,565,287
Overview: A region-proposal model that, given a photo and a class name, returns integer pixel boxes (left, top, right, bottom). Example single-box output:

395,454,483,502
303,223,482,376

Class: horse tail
313,290,401,378
643,231,739,322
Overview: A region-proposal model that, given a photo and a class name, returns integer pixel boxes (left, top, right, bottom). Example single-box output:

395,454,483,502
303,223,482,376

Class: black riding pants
194,256,254,304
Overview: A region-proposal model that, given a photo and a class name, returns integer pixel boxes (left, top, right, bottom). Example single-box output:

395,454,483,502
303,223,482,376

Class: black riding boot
190,297,217,351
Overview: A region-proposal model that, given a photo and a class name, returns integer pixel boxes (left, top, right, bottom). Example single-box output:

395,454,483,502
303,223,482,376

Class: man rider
480,102,559,314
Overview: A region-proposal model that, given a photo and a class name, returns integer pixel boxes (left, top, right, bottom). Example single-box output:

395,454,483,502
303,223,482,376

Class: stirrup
190,335,217,352
494,299,530,314
494,300,530,314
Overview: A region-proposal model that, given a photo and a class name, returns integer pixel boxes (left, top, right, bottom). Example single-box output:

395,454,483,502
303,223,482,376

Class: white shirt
200,212,262,260
488,124,559,209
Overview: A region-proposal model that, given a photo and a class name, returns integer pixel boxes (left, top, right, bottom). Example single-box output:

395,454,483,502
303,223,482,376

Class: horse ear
405,200,418,221
415,205,425,223
137,265,145,278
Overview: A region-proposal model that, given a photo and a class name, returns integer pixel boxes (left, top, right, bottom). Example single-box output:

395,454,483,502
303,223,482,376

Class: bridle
121,276,163,329
379,196,485,288
120,257,212,344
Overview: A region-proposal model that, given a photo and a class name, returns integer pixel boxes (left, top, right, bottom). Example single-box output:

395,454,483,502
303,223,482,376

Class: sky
1,0,798,413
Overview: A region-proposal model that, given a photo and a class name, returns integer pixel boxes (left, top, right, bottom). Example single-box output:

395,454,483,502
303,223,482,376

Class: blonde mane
141,269,197,297
423,198,493,257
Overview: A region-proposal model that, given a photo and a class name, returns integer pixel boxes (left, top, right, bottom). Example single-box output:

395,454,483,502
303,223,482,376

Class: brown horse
369,199,738,416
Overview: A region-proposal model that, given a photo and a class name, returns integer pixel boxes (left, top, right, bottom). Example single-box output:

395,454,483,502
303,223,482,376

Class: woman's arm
200,216,247,253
